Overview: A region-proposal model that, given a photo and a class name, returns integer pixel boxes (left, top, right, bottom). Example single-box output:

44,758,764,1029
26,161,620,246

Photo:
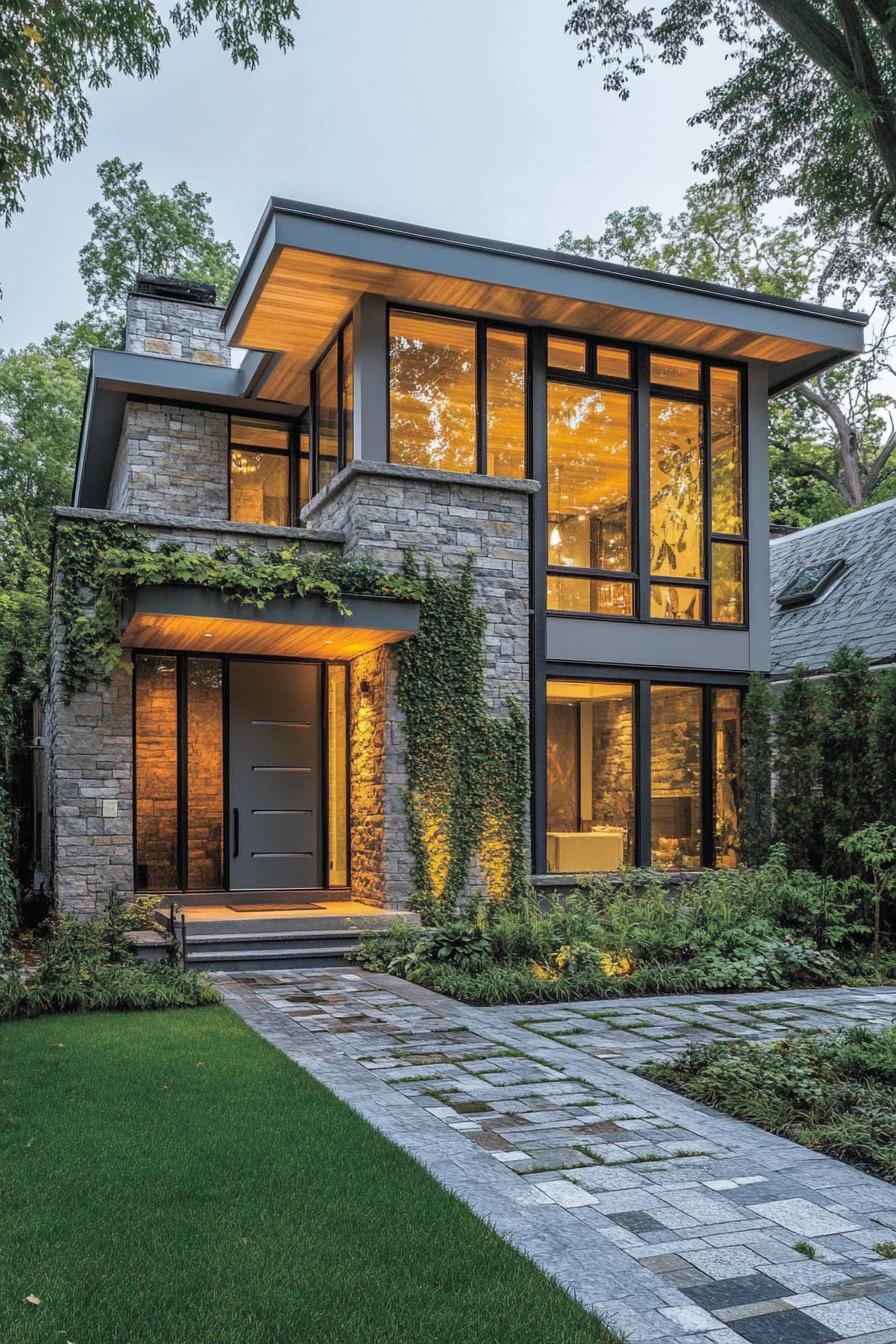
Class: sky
0,0,727,351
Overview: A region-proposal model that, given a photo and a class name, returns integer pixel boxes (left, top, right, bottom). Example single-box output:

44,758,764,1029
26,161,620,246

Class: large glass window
651,685,702,869
388,310,527,477
342,322,354,464
547,382,634,616
486,328,527,477
315,339,340,492
389,311,477,472
327,664,349,887
650,397,704,621
186,658,224,890
134,655,179,890
229,417,291,527
710,367,746,624
713,688,742,868
546,680,634,871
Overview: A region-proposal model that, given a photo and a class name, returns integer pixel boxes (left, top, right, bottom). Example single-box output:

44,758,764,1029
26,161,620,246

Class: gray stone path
219,973,896,1344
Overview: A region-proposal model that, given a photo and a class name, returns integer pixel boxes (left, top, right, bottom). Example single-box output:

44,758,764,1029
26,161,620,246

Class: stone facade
304,460,536,909
106,402,230,522
124,291,229,365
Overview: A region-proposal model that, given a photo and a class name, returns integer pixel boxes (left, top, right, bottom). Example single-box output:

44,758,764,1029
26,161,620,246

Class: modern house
45,200,867,922
770,497,896,684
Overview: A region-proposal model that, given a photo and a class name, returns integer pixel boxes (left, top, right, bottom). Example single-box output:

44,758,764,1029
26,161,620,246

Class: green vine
396,553,529,913
54,520,423,701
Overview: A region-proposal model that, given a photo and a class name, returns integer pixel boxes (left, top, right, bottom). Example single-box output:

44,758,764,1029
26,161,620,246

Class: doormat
227,902,325,913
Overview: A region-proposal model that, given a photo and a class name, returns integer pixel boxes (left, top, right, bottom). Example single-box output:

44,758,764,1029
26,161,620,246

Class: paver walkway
220,973,896,1344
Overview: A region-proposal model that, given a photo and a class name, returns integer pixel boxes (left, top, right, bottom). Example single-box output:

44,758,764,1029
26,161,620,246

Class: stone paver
219,973,896,1344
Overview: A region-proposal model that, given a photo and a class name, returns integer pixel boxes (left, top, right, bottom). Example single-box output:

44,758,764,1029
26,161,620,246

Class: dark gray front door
228,660,322,890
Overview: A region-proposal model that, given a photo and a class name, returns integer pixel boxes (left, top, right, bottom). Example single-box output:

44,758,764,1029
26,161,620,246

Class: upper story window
546,334,747,628
388,309,527,477
312,320,353,495
228,415,308,528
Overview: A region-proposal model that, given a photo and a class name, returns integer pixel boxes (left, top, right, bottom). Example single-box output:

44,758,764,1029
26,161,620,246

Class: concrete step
186,928,363,956
187,945,358,971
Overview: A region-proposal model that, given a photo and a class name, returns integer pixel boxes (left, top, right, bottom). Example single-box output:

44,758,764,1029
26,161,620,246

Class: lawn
0,1007,617,1344
643,1025,896,1182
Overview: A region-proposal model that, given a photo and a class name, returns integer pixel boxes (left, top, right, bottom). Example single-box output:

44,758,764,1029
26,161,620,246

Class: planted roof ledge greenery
53,519,423,700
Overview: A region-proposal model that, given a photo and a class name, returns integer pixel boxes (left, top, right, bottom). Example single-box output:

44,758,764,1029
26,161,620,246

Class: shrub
1,898,219,1021
774,665,822,869
643,1026,896,1181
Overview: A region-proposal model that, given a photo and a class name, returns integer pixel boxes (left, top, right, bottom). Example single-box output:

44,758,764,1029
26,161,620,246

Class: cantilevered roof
224,199,868,403
770,498,896,678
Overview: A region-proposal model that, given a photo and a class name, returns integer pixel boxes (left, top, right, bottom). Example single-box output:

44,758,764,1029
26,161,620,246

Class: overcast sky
0,0,726,350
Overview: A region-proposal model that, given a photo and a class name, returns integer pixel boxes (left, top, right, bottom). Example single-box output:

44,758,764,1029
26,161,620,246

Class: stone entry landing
222,975,896,1344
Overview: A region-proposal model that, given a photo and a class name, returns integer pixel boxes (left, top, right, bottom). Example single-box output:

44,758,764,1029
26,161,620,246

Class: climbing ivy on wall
54,519,423,701
396,553,529,912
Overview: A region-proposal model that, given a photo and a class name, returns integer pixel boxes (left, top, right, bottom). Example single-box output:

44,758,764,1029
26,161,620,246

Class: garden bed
642,1025,896,1183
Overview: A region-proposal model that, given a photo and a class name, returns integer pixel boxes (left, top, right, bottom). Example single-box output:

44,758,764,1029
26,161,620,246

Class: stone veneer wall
124,293,229,365
106,402,230,521
304,460,537,910
48,512,344,912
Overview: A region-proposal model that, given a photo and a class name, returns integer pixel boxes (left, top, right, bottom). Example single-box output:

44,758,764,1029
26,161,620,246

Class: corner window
311,321,354,493
229,417,291,527
545,676,742,872
388,309,527,478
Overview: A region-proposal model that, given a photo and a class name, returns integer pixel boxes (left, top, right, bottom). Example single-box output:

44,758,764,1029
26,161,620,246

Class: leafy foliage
819,646,879,873
1,897,219,1020
395,555,530,911
872,670,896,824
350,851,857,1005
564,2,896,290
643,1026,896,1183
54,519,423,700
739,671,774,867
1,1,300,223
79,158,241,322
774,664,823,869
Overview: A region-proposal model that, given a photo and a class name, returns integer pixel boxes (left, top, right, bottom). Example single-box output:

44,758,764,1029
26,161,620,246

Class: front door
228,660,322,890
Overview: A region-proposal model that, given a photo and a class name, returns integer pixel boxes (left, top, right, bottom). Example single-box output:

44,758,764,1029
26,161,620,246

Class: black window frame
310,318,354,497
131,650,351,895
542,668,746,873
227,411,308,528
385,304,531,479
777,557,846,608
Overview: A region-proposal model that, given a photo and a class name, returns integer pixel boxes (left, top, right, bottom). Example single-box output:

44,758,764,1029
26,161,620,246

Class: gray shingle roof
770,497,896,677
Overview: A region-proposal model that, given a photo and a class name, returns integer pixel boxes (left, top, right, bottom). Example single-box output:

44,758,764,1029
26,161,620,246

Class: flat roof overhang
224,199,868,403
121,586,419,659
73,348,299,510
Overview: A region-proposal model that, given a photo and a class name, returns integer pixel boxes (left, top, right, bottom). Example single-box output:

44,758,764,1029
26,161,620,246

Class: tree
564,1,896,280
871,668,896,822
739,671,774,866
841,821,896,957
558,185,896,517
0,0,300,225
773,664,822,868
818,645,879,874
79,159,240,326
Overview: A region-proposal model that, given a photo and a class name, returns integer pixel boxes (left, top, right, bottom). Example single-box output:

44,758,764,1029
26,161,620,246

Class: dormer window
777,558,846,608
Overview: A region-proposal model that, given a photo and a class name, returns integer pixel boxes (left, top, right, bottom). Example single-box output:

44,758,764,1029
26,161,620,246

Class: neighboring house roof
770,497,896,678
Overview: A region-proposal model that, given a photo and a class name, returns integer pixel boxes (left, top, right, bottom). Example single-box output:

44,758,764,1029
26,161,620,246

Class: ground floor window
133,654,349,893
545,674,742,872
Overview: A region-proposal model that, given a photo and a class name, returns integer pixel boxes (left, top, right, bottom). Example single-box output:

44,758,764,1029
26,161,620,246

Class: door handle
232,807,239,858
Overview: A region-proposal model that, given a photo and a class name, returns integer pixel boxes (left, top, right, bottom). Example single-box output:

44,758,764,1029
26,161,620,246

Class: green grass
0,1007,618,1344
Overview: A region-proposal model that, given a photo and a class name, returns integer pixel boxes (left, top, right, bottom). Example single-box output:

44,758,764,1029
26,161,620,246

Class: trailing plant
395,554,530,911
773,664,822,870
54,519,423,700
739,671,773,866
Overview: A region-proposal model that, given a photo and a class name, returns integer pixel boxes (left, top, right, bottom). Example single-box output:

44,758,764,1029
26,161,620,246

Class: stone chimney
124,274,230,366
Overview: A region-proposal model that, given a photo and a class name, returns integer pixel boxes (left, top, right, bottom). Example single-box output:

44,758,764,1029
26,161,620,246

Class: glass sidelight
134,655,179,890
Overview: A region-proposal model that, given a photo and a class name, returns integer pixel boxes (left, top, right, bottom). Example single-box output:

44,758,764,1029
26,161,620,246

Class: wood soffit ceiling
243,245,830,406
121,611,413,660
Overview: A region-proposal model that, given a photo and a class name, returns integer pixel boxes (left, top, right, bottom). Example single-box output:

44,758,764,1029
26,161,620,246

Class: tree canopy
565,0,896,293
0,0,300,224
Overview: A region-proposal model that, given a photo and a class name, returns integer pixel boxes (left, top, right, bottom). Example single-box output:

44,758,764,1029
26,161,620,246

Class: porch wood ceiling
120,586,419,660
243,246,830,407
